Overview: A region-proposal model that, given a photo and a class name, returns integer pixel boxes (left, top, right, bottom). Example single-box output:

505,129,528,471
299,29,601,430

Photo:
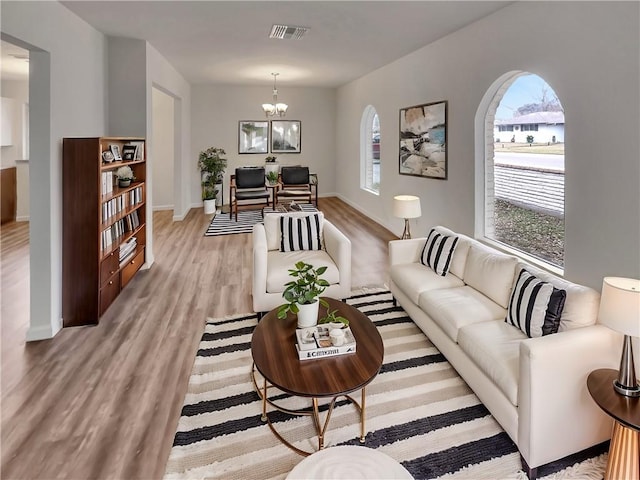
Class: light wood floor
0,197,396,479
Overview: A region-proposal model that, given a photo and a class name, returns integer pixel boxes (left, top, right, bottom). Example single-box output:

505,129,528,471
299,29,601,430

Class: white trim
335,193,388,233
15,215,30,222
152,204,173,211
26,318,61,342
360,105,379,194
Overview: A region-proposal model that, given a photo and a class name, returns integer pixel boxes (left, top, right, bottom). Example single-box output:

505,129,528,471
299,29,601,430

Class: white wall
335,1,639,290
191,85,336,207
146,43,191,222
152,87,174,210
1,79,30,220
1,1,108,340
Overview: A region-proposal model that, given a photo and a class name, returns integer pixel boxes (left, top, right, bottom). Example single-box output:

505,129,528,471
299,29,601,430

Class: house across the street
494,111,565,143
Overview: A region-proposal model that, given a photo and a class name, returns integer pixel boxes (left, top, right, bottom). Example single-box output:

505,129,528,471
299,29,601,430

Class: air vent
269,24,308,40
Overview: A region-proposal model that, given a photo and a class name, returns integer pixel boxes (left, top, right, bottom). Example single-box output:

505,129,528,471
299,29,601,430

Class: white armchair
252,212,351,316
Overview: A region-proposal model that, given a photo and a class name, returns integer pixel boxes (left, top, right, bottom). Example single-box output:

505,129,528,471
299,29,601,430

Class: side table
587,368,640,480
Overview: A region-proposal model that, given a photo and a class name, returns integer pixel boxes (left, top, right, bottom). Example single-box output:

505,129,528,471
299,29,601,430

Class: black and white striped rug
164,290,607,479
204,204,317,236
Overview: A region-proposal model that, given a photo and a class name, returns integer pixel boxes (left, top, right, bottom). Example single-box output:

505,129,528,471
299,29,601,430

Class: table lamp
598,277,640,397
393,195,421,240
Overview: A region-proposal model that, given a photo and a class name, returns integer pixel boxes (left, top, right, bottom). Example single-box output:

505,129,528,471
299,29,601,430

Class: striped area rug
164,290,607,479
204,204,317,236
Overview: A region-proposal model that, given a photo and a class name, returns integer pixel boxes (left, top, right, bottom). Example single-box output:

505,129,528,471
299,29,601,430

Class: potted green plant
264,155,279,178
266,170,279,186
116,165,135,188
198,147,227,214
277,261,330,328
318,308,349,328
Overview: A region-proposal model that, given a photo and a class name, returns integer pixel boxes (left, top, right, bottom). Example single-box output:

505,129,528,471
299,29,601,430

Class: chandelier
262,73,288,117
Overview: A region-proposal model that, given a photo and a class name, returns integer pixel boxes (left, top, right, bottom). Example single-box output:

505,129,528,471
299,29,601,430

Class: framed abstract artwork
271,120,301,153
238,121,269,154
399,100,448,179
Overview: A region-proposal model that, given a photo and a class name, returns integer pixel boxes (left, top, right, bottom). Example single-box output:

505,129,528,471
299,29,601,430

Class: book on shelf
295,325,356,360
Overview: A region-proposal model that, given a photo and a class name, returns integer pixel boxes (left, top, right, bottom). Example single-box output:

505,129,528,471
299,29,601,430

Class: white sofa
389,226,620,478
252,211,351,315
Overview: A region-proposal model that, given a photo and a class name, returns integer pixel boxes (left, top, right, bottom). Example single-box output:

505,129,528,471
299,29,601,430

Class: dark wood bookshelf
62,137,147,327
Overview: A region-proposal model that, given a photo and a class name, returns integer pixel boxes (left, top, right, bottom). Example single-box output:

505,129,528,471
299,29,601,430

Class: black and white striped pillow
420,229,459,276
505,268,567,338
280,214,322,252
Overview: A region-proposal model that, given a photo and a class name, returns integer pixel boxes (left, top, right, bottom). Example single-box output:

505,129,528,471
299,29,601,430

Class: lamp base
613,381,640,397
401,218,411,240
614,335,640,397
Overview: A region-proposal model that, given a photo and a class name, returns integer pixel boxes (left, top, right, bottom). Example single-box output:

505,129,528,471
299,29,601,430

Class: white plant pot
203,199,216,215
264,163,279,177
296,301,319,329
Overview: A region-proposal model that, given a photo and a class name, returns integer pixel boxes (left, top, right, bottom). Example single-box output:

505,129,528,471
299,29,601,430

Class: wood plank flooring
0,197,397,479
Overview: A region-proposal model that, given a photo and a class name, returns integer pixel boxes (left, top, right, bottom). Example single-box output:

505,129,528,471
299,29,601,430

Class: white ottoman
286,446,414,479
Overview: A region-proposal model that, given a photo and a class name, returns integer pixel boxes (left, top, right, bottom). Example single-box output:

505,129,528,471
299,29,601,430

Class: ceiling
56,1,509,88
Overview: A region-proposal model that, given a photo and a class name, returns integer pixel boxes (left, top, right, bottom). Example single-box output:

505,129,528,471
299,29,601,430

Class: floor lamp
393,195,421,240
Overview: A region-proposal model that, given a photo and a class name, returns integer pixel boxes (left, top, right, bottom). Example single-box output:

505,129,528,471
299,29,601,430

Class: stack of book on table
295,325,356,360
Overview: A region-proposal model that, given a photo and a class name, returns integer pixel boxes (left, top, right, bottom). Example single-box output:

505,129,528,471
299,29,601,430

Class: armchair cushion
280,213,322,252
266,250,341,293
265,212,325,251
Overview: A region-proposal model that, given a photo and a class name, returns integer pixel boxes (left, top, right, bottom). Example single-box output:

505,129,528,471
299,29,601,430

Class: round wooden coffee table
251,297,384,456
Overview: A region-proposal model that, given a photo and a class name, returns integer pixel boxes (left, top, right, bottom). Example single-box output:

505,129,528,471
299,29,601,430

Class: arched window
360,106,380,194
478,72,565,269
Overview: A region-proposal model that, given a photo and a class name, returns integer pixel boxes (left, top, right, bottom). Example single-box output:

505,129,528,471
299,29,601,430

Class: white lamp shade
393,195,421,219
598,277,640,337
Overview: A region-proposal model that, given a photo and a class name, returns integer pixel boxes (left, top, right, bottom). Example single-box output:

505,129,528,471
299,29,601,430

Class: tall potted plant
277,261,330,328
198,147,227,214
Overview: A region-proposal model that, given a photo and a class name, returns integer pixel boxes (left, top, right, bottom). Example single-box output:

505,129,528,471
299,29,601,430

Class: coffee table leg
360,387,367,443
312,397,324,450
261,378,268,422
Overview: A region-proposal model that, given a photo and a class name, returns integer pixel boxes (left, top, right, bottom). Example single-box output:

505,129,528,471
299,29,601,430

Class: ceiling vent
269,24,308,40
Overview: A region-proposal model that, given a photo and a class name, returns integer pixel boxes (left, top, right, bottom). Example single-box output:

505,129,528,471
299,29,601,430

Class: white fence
494,164,564,215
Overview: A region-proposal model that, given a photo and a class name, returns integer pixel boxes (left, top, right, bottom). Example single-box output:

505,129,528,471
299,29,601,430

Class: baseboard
26,320,62,342
16,215,30,222
153,205,174,212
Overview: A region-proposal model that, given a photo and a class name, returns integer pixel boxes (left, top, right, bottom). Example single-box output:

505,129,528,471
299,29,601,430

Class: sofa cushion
390,263,464,305
266,250,339,293
421,229,459,276
517,262,600,331
418,286,506,343
458,320,528,406
280,213,322,252
463,244,519,309
264,211,324,251
506,268,567,338
432,226,471,279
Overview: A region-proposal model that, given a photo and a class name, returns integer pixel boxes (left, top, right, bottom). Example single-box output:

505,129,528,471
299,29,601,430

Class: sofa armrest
323,220,351,291
518,324,621,468
389,238,426,266
252,223,268,296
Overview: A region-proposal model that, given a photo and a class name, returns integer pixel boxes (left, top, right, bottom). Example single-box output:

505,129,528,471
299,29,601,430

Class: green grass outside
493,199,565,267
494,142,565,155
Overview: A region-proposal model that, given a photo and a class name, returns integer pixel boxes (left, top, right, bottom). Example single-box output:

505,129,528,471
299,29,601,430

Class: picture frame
399,100,448,179
102,150,115,163
122,144,138,161
271,120,301,154
109,144,122,161
238,121,269,154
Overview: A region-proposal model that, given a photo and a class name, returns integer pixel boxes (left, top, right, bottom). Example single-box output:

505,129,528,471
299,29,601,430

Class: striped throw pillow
280,214,322,252
420,229,459,276
505,268,567,338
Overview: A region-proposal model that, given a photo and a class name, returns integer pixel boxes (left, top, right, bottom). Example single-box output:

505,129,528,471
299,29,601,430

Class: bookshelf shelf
62,137,147,327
